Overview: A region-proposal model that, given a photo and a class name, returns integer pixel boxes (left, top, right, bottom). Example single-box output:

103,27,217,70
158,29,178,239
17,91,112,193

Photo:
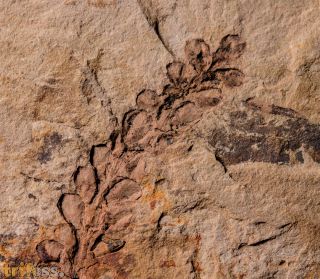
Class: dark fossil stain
106,239,126,253
209,104,320,166
37,132,63,164
0,233,17,244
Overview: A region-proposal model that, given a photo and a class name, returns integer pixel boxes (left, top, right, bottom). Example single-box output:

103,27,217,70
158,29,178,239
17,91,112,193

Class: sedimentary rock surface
1,1,320,278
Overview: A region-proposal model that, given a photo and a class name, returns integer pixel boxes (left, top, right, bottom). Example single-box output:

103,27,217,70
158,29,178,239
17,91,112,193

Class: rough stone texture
0,1,320,278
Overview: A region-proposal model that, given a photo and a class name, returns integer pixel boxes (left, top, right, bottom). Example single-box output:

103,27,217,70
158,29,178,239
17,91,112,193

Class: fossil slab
1,1,320,279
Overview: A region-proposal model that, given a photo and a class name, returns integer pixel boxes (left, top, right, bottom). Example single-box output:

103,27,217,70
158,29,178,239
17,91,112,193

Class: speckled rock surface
0,1,320,278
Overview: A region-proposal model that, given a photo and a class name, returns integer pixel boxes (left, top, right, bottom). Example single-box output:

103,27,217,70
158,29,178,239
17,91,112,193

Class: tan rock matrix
1,1,320,279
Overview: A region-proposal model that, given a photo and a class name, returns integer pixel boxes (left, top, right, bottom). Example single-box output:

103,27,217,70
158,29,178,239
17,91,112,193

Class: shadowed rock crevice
136,0,175,57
